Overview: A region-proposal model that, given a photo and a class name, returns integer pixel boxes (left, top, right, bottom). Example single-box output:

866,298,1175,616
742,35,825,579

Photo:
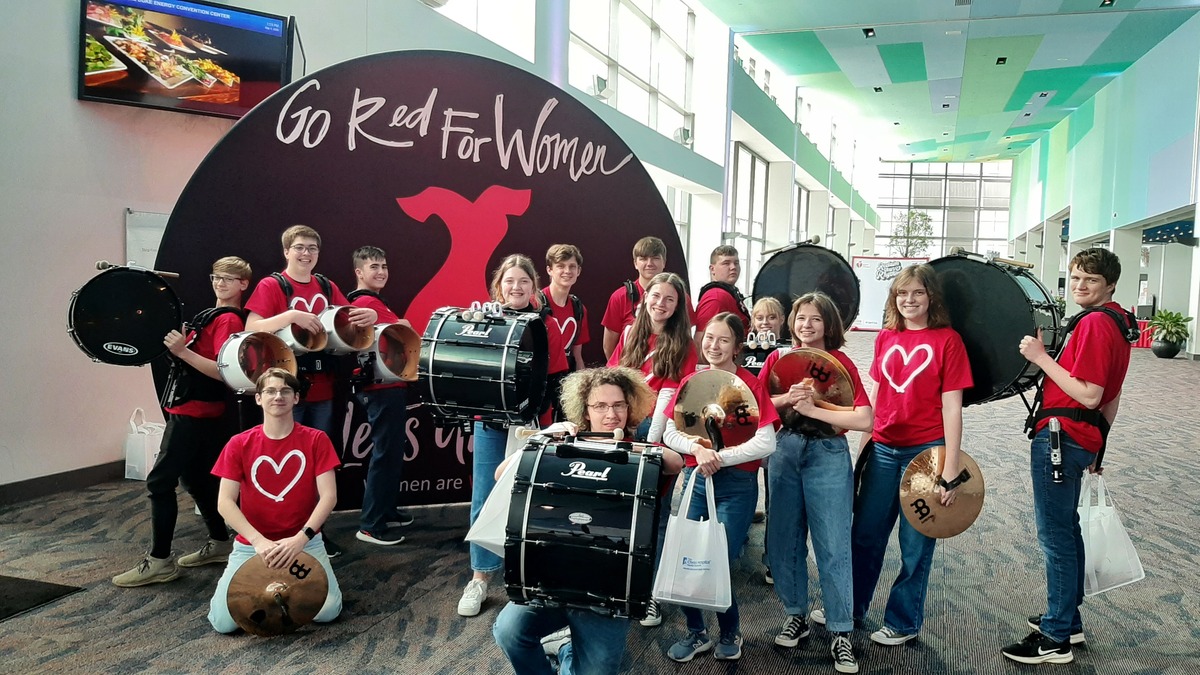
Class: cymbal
227,552,329,636
768,348,855,428
673,369,760,448
899,446,985,539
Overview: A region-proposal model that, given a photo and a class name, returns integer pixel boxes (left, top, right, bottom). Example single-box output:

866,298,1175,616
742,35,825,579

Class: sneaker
323,535,342,559
541,626,571,656
1027,615,1086,645
831,633,859,674
775,615,810,647
390,508,415,527
1002,631,1073,664
457,579,488,617
640,599,662,627
667,630,714,662
810,608,826,625
764,568,774,585
714,632,743,660
870,626,917,646
112,555,180,587
356,529,405,546
752,510,766,523
177,539,232,568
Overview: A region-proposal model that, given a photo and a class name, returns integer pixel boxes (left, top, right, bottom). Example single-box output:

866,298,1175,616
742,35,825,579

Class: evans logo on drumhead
103,342,139,356
456,325,494,339
681,556,711,571
567,512,593,525
561,461,611,482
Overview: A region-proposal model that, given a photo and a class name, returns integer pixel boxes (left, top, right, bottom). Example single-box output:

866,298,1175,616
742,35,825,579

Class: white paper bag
124,408,165,480
1078,473,1144,596
651,471,732,612
464,453,521,558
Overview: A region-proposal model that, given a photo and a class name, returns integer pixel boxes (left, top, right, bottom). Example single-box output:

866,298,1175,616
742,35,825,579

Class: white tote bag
124,408,166,480
651,471,732,612
1078,473,1145,596
464,454,521,558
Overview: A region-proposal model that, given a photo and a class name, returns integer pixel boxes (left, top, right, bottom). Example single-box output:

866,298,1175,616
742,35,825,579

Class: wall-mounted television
78,0,295,119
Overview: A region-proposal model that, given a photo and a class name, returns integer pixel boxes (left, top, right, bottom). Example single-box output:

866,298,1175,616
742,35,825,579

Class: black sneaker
1027,615,1086,644
1002,631,1073,664
831,633,859,674
323,535,342,558
775,615,810,647
356,529,405,545
391,508,415,527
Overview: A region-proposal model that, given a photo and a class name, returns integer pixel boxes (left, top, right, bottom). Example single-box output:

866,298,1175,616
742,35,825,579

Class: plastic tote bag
464,454,521,558
124,408,166,480
652,471,732,612
1078,473,1145,596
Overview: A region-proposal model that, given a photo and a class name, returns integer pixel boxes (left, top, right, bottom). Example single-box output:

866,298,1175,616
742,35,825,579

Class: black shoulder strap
698,280,751,322
624,280,639,307
270,272,292,297
570,294,583,324
536,289,549,311
272,272,334,302
190,306,246,330
346,288,382,302
1063,306,1140,344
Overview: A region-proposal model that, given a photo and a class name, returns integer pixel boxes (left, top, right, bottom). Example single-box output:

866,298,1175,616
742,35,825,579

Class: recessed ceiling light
894,121,901,125
1039,92,1049,98
942,103,950,109
1100,0,1114,7
996,57,1008,65
1005,136,1012,139
942,148,949,151
873,86,883,93
863,27,876,38
1023,112,1032,117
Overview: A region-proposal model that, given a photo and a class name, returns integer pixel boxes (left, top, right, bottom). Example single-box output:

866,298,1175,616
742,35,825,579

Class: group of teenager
107,224,1133,673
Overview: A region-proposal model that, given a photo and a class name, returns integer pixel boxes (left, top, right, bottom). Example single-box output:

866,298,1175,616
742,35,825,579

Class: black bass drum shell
753,244,860,327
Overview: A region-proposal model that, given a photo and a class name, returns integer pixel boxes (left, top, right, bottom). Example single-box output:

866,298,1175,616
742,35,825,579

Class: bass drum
505,439,662,619
753,243,860,327
419,307,549,424
217,331,299,393
67,267,182,366
928,252,1061,405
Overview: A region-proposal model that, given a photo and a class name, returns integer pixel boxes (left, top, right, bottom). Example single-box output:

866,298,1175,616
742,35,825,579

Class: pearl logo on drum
103,342,139,356
456,324,494,339
561,461,611,482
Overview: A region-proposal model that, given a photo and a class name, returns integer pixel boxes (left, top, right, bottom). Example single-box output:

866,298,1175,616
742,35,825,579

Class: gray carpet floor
2,336,1199,674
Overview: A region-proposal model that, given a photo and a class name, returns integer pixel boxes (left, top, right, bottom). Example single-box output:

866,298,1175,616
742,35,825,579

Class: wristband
302,526,316,540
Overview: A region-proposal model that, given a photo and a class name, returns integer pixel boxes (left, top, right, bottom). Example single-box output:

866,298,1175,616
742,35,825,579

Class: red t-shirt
695,285,749,335
212,423,341,544
1035,301,1131,452
245,272,349,402
600,279,696,334
869,326,973,447
350,291,407,392
607,329,699,392
757,346,871,436
166,311,244,418
669,366,780,473
542,287,590,374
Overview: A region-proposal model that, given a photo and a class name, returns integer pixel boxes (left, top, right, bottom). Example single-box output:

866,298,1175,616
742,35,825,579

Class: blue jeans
293,399,334,437
1031,428,1093,643
851,439,943,634
358,387,408,533
766,431,854,632
208,535,342,633
470,422,507,573
493,602,628,675
678,466,758,637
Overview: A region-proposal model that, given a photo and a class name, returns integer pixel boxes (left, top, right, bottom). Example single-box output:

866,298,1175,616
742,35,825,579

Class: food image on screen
78,0,291,118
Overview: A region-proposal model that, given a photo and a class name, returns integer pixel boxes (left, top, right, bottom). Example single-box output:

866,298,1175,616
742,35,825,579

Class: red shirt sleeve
310,428,342,475
328,280,349,306
601,287,628,333
940,329,974,393
606,328,626,367
212,432,247,481
244,276,287,319
831,349,871,408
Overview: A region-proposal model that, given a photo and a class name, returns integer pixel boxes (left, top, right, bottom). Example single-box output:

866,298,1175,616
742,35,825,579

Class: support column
1187,240,1200,358
689,193,723,296
862,226,877,256
1037,221,1062,298
805,190,829,244
849,219,865,259
533,0,569,86
1108,227,1141,312
1158,243,1194,314
764,161,795,251
831,208,851,259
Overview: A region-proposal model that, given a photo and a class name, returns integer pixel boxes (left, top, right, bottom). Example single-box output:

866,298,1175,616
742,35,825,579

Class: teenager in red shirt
600,236,694,359
113,257,251,588
853,264,972,646
539,244,590,423
1002,248,1133,665
206,368,342,633
694,245,751,362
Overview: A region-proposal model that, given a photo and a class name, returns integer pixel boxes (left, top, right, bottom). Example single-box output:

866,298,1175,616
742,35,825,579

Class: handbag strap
129,407,146,433
677,470,719,523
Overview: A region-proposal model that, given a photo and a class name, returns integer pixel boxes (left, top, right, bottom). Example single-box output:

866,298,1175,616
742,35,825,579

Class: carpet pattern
1,339,1198,674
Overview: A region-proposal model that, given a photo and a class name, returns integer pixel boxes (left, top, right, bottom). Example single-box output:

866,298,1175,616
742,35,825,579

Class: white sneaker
640,599,662,627
457,579,488,616
810,608,826,625
541,627,571,656
870,626,917,646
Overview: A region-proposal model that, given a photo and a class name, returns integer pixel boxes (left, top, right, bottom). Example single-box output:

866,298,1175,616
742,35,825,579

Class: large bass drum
753,243,860,327
67,267,182,366
928,252,1061,405
419,307,549,424
505,439,662,619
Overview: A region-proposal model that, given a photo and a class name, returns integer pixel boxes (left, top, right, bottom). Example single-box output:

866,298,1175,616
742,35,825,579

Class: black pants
146,414,230,558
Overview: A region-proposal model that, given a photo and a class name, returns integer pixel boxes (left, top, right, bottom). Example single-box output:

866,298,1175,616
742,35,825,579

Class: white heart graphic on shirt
881,344,934,394
251,449,306,503
290,295,328,314
552,316,578,349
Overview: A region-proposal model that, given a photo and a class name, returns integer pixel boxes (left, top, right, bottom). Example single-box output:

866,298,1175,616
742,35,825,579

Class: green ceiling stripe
1083,10,1197,66
958,35,1045,118
878,42,927,84
745,31,838,75
1002,63,1131,112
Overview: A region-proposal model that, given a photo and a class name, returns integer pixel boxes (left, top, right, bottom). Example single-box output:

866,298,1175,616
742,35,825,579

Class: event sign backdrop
850,256,927,331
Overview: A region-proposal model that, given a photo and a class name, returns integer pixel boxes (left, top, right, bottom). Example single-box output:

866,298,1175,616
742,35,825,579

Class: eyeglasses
289,244,320,254
587,402,629,414
210,275,241,284
260,387,295,398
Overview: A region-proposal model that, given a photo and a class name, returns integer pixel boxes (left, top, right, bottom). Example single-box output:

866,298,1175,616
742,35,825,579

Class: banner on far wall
850,256,927,331
154,50,687,508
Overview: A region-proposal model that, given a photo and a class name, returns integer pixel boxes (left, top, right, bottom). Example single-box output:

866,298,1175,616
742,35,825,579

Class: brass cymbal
227,552,329,636
673,369,760,447
768,348,855,428
898,446,985,539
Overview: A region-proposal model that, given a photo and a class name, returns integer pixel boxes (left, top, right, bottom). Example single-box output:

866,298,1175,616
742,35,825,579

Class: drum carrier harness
697,280,752,327
160,306,248,408
1021,305,1139,469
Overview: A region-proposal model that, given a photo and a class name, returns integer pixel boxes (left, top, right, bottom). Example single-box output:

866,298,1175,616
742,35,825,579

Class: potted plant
1145,310,1192,359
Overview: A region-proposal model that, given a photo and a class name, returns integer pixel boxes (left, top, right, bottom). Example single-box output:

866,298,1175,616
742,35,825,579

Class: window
794,184,810,241
436,0,536,63
729,143,769,293
873,162,1013,256
663,185,692,253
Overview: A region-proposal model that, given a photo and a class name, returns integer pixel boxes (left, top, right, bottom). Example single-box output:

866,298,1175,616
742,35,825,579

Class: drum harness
1021,306,1139,476
271,272,339,394
345,288,391,395
160,306,248,409
697,280,752,328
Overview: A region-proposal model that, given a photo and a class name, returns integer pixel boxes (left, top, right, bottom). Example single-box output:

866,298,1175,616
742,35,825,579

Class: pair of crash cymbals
673,369,760,448
766,348,856,429
227,552,329,636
